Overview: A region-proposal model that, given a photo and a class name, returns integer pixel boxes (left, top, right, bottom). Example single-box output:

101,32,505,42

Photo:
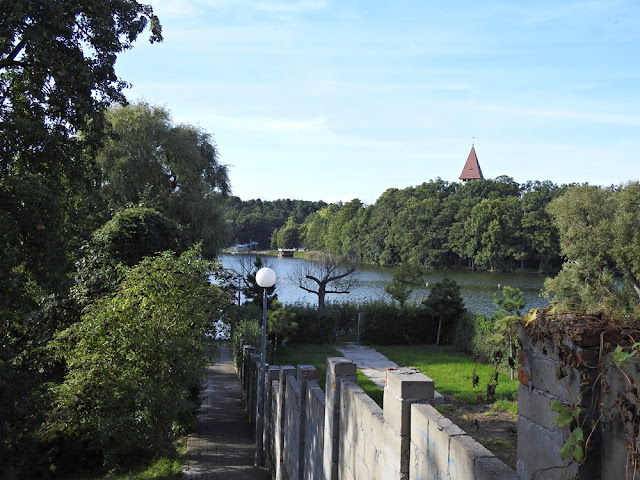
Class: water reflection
220,254,549,317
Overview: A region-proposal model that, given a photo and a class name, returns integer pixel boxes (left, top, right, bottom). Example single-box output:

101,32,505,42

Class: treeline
262,177,567,272
225,197,327,249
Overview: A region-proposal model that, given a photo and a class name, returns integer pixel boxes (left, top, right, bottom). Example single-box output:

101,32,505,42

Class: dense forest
228,177,567,272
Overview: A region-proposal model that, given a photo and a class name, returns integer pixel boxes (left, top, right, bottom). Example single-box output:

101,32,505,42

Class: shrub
51,248,229,470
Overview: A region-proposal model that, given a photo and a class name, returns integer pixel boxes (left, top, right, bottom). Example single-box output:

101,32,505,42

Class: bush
50,248,229,470
230,317,263,371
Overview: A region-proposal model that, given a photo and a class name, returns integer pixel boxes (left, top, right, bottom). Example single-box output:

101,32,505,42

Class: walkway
334,343,398,389
335,343,444,403
182,345,269,480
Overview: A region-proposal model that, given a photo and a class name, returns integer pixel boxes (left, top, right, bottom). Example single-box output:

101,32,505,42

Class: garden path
335,343,444,403
182,345,269,480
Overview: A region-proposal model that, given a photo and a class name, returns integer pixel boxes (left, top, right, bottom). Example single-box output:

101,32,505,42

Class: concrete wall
239,345,516,480
518,326,640,480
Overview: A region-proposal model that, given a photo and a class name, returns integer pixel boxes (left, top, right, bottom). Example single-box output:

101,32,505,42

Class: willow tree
98,102,230,257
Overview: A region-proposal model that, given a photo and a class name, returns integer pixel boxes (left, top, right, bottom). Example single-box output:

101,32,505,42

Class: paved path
183,346,269,480
335,343,444,403
334,343,398,389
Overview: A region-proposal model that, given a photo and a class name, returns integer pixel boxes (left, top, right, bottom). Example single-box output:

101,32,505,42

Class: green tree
422,278,466,346
544,183,640,314
491,286,526,380
385,264,424,307
241,256,278,307
98,102,230,257
72,207,189,309
52,248,231,470
0,2,161,474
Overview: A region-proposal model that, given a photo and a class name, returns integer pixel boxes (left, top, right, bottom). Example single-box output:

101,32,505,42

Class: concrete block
411,403,465,480
516,415,575,480
475,456,518,480
385,367,435,399
382,421,410,476
383,388,429,435
297,364,318,382
354,454,372,480
528,349,583,403
517,384,565,430
448,434,493,480
279,365,296,385
363,434,382,478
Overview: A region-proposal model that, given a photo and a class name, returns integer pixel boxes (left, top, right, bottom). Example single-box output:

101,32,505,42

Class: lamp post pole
255,267,276,466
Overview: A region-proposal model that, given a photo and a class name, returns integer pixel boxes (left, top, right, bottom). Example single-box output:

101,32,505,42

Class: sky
115,0,640,204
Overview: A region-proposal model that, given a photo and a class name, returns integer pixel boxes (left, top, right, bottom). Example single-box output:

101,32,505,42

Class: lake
220,254,550,317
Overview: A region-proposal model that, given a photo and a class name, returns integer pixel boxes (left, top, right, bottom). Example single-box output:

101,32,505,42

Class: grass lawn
272,344,385,407
375,345,519,407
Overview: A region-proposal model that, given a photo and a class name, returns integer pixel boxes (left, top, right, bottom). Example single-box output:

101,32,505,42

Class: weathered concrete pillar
323,357,357,480
275,365,296,480
304,380,325,480
382,367,434,480
294,365,318,480
249,353,262,425
265,365,281,469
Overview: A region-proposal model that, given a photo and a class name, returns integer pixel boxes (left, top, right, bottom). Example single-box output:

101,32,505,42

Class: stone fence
239,345,517,480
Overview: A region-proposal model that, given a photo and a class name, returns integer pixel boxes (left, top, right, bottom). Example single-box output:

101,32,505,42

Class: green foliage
240,256,277,307
385,264,424,307
268,302,298,345
98,102,230,258
422,278,467,346
230,315,263,371
551,400,585,463
225,197,327,250
544,182,640,314
358,301,432,346
72,207,188,311
51,248,230,470
271,216,302,249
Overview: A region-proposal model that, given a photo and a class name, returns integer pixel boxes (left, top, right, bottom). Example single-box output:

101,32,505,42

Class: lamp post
255,266,276,466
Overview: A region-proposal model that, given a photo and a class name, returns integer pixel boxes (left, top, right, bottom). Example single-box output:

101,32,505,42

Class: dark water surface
220,254,549,317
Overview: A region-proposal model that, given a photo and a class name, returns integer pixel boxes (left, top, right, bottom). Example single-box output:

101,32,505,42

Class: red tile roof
459,146,484,181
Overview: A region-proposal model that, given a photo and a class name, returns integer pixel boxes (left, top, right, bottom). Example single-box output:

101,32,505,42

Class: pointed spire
459,145,484,182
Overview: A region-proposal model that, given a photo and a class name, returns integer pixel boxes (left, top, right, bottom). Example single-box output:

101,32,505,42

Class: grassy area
375,345,519,406
273,344,384,408
271,343,343,389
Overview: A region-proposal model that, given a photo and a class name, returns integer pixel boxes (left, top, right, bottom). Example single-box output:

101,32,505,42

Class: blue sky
116,0,640,204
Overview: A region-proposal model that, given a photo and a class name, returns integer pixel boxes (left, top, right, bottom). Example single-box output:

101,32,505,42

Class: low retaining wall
239,345,516,479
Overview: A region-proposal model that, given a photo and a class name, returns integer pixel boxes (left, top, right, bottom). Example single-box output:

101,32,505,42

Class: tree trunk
436,318,442,346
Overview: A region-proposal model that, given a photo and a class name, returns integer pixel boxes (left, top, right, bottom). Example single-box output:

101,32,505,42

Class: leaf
559,441,572,461
487,333,505,345
572,444,584,463
555,412,574,427
550,400,563,412
523,309,538,326
572,427,584,442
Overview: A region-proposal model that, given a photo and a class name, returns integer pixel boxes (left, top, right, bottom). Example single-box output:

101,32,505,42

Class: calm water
220,254,549,317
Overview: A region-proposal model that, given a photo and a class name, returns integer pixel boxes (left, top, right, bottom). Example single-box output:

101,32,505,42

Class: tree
52,247,231,469
423,278,466,346
0,3,161,474
385,264,424,307
98,102,230,257
490,286,526,380
240,256,278,307
72,207,189,309
544,183,640,314
293,253,357,308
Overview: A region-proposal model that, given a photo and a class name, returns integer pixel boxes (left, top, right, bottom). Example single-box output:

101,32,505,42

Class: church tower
459,145,484,183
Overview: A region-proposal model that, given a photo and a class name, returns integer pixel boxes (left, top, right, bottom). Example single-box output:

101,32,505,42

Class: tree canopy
98,102,230,257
